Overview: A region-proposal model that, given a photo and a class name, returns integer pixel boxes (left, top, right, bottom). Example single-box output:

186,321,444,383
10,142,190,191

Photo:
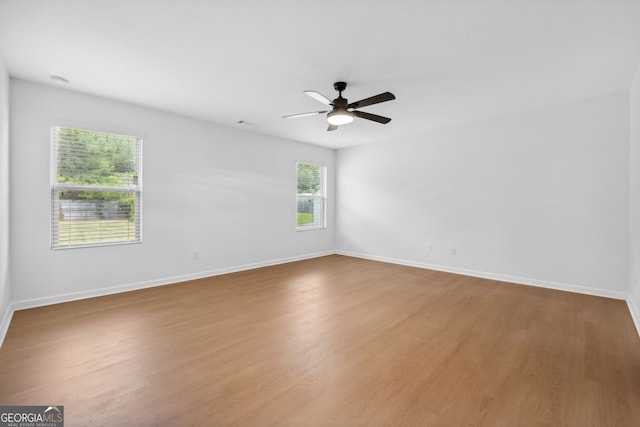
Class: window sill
52,239,142,250
296,226,326,232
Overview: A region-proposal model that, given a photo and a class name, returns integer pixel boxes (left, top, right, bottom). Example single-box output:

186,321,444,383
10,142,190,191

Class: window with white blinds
296,162,326,230
51,125,142,249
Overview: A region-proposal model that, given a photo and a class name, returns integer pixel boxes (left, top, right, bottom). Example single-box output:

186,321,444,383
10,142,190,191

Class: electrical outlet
193,250,199,260
450,247,457,255
426,244,432,253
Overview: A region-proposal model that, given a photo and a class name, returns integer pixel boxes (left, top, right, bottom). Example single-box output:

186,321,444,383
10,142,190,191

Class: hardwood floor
1,255,639,426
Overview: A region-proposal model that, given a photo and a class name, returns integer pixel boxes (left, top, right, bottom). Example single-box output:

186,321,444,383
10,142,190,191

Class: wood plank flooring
1,255,640,426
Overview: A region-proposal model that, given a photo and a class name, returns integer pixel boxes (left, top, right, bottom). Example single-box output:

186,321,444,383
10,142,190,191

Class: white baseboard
336,250,629,301
11,251,334,312
0,301,14,348
627,296,640,338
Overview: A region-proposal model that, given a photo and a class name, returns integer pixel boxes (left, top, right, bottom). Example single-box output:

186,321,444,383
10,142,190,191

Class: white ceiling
1,0,640,149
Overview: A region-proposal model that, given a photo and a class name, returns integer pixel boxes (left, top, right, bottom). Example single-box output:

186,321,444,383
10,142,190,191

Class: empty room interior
2,1,640,425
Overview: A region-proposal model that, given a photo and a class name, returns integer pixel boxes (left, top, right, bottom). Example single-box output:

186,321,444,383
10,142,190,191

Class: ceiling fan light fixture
327,109,354,126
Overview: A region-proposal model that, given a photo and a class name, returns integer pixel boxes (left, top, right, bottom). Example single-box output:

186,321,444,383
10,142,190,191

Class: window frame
295,161,327,231
50,123,143,249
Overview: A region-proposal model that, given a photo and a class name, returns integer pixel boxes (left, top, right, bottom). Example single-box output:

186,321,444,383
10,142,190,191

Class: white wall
10,79,335,306
337,93,630,297
630,61,640,328
0,54,11,338
5,76,638,339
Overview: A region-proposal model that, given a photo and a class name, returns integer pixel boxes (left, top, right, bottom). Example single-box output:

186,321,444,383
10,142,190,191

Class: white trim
51,119,145,140
627,296,640,338
0,302,15,349
296,226,327,232
336,250,629,301
11,251,333,312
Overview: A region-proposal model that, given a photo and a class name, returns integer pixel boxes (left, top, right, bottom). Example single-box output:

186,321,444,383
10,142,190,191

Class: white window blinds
51,126,142,248
296,162,326,230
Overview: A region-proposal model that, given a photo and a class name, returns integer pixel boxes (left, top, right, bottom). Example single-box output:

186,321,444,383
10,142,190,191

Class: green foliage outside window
57,127,137,190
297,163,321,194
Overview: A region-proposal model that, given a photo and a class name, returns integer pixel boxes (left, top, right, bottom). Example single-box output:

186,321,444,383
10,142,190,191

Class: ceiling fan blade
282,110,328,119
304,91,333,106
353,110,392,124
348,92,395,109
327,124,338,132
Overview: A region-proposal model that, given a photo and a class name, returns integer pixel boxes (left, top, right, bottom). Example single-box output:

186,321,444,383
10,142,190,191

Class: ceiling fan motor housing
332,97,348,107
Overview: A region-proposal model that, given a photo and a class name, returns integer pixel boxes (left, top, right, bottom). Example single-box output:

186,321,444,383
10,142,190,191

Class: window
51,125,142,248
296,162,326,230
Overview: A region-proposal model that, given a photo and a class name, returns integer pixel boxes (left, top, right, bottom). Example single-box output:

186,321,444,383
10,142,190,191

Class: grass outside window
57,219,136,246
296,213,313,227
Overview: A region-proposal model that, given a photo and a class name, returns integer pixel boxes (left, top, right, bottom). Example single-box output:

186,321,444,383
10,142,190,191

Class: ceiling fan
283,82,396,131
